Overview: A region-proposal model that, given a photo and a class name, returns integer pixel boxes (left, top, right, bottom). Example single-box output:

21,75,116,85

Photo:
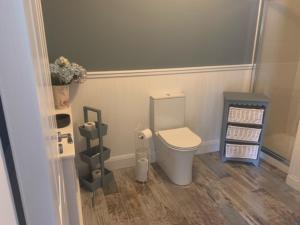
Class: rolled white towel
84,122,96,131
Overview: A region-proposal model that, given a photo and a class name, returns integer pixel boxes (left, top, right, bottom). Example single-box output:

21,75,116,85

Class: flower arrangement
50,56,87,85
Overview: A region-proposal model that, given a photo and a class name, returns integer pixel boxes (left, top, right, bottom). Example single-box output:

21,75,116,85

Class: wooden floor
81,153,300,225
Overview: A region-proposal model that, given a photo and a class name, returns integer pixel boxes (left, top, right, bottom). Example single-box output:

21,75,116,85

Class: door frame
0,1,62,225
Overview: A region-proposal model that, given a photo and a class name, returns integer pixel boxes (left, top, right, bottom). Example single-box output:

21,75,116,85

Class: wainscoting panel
71,65,252,173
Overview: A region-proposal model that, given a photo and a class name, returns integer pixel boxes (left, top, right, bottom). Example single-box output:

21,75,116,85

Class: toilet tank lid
150,92,185,100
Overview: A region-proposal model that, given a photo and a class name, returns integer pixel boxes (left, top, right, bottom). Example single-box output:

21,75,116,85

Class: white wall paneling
70,65,252,172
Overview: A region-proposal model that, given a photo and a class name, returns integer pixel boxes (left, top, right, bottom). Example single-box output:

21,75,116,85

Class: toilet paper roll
84,122,96,131
135,158,149,182
92,169,102,181
138,129,152,140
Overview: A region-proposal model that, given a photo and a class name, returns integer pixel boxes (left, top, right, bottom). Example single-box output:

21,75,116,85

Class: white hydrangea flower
50,56,87,85
55,56,70,67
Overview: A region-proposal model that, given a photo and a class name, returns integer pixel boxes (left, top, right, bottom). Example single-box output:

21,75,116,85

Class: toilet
150,92,202,185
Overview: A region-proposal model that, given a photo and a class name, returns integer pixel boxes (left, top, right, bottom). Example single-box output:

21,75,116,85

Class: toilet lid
158,127,202,150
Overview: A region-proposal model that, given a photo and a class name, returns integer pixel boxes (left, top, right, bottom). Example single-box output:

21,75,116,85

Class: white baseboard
105,142,291,173
260,152,289,173
286,175,300,191
105,140,219,170
104,153,136,170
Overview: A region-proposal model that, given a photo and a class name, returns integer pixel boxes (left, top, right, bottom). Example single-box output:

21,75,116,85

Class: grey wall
42,0,259,71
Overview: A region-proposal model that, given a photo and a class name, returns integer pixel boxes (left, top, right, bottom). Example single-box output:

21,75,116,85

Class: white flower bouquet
50,56,87,85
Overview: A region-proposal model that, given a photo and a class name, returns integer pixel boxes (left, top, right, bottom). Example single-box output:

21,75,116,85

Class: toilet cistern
150,92,201,185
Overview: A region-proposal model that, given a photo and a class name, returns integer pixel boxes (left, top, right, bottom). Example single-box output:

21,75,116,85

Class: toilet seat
157,127,202,151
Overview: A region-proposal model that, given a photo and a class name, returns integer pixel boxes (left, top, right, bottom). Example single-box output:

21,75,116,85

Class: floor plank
113,168,149,225
81,152,300,225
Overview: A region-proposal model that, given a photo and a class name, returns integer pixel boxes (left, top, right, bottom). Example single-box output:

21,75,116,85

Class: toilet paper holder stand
135,129,152,183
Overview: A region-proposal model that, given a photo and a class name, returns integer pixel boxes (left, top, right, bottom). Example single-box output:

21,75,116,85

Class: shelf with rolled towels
78,122,108,139
78,106,113,205
79,168,113,192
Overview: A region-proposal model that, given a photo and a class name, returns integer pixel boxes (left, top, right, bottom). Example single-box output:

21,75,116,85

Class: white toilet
150,92,202,185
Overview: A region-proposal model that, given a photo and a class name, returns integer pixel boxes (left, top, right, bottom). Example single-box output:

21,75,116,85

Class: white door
25,1,65,224
0,1,64,225
0,142,18,225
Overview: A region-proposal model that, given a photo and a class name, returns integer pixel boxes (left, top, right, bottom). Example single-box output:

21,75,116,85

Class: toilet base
155,137,196,185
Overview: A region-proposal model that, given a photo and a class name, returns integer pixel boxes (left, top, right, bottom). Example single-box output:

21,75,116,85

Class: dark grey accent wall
42,0,259,71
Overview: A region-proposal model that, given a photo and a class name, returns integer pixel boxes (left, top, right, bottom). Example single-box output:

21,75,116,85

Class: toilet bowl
155,127,201,185
150,92,202,185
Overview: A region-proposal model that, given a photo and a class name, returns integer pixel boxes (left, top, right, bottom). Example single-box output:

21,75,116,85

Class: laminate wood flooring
81,152,300,225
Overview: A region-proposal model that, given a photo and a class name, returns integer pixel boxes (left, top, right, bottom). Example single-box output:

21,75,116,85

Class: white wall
70,66,252,173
